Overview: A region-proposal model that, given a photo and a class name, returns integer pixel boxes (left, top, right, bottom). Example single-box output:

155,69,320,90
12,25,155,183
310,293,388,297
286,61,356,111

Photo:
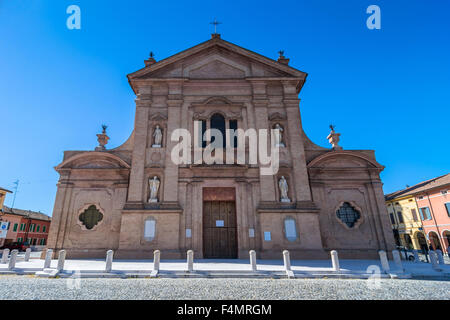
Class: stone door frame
191,179,248,258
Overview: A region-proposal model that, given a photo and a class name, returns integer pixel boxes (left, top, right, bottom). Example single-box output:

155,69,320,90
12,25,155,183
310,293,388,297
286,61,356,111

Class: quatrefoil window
79,205,103,230
336,202,361,228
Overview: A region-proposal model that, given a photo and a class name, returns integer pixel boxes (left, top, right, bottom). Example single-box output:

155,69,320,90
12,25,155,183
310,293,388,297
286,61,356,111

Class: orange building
0,187,12,209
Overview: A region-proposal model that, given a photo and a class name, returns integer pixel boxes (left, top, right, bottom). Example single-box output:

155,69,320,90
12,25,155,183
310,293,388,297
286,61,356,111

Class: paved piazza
0,276,448,300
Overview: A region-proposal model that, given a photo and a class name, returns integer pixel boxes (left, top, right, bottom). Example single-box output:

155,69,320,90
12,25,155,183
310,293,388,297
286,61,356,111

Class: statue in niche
152,125,163,147
148,176,160,203
279,176,290,202
274,123,285,147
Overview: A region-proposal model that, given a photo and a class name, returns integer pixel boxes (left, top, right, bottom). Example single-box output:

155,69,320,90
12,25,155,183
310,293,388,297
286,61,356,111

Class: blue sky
0,0,449,215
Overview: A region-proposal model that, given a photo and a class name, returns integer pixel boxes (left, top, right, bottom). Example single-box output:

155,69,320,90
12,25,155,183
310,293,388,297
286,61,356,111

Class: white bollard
44,249,53,269
429,251,441,271
282,250,291,271
249,250,257,271
105,250,114,273
413,250,420,263
187,250,194,272
24,248,31,262
57,250,66,272
153,250,160,271
378,250,390,273
392,250,404,272
1,249,10,264
330,250,340,272
436,250,445,265
8,250,18,270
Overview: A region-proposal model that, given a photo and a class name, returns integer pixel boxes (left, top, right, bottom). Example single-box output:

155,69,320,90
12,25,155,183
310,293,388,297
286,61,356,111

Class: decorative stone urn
327,125,342,150
95,125,110,151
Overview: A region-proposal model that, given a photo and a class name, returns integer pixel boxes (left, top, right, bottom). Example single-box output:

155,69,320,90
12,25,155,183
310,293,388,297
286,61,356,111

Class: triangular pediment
189,58,246,79
128,36,307,84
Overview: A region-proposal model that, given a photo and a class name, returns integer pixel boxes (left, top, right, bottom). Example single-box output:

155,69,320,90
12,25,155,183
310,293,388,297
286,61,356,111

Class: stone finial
95,124,110,151
277,50,290,65
327,124,342,150
144,51,157,66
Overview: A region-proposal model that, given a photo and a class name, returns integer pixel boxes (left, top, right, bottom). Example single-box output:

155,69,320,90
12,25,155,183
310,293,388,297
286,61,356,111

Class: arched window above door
210,113,226,148
194,113,239,149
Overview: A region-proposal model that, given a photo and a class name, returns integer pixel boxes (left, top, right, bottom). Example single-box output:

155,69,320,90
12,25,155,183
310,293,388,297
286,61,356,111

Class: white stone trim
427,230,441,238
441,229,450,237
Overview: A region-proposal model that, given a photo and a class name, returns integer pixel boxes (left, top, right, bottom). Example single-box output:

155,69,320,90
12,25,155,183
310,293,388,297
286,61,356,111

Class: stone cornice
307,150,384,170
55,151,131,171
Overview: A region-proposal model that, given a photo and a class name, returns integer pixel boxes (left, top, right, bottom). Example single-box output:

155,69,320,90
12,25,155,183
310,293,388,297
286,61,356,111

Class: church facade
46,35,395,260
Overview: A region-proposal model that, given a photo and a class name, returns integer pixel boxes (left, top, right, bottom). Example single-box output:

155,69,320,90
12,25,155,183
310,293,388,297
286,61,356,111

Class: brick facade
46,36,395,259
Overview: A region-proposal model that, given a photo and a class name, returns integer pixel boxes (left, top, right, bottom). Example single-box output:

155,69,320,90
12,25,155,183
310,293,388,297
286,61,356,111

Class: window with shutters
397,212,404,224
419,207,432,220
445,203,450,217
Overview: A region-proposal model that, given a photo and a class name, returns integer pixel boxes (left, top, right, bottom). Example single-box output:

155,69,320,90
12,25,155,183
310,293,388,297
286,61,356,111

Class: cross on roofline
210,18,222,34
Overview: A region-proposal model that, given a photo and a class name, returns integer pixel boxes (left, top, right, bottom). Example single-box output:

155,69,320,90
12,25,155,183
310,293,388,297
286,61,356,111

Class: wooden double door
203,201,238,259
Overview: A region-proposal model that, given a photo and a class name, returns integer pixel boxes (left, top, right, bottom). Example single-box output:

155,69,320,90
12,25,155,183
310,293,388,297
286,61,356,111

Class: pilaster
283,81,312,201
163,82,183,202
127,87,151,202
250,81,276,202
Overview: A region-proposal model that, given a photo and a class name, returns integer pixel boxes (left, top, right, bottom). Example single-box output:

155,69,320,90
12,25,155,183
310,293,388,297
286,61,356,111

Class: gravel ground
0,276,449,300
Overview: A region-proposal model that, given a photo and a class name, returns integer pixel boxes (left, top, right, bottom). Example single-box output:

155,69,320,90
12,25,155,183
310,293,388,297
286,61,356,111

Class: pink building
0,206,51,248
0,211,22,247
413,174,450,253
